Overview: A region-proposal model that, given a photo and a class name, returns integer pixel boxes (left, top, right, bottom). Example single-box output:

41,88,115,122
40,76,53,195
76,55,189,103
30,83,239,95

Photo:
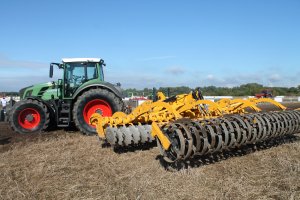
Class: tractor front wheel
9,99,50,134
73,88,124,135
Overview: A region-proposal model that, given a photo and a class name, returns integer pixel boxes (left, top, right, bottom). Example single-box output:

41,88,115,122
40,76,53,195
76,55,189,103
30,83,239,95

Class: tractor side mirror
100,59,106,66
49,64,53,78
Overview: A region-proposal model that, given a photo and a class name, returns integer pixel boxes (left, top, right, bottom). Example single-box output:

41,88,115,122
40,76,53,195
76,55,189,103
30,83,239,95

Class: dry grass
0,129,299,200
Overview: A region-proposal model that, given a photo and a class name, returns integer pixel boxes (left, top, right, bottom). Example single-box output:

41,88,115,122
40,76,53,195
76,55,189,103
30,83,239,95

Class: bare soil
0,102,300,199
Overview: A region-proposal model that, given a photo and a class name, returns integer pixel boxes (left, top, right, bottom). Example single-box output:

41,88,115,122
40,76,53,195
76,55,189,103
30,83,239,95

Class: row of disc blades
157,110,300,163
105,124,154,146
103,110,300,163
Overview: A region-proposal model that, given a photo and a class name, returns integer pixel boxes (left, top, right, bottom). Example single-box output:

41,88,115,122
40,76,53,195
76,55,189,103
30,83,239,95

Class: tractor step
57,117,70,127
57,102,71,127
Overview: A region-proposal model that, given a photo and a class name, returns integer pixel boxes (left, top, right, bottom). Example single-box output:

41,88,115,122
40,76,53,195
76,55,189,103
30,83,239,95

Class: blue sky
0,0,299,91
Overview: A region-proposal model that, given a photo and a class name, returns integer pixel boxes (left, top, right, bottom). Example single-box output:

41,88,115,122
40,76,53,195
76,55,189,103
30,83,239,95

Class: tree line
0,92,19,97
124,83,300,98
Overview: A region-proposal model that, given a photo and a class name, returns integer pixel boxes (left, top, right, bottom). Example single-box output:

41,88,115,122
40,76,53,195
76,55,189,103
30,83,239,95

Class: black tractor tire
73,88,124,135
9,99,50,134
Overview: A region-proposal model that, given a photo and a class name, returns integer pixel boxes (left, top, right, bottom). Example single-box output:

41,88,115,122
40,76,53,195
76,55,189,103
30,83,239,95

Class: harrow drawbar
158,110,300,163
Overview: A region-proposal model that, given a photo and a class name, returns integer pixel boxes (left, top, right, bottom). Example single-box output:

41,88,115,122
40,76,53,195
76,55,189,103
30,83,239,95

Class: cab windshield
65,62,98,86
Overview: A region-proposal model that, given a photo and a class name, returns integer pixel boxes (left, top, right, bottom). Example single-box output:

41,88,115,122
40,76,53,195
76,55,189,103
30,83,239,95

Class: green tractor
7,58,124,135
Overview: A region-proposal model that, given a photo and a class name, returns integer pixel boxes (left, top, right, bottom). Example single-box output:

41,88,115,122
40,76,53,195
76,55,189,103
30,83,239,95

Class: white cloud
268,73,281,82
206,74,215,80
0,55,47,69
165,66,185,75
0,55,60,91
0,75,51,91
106,74,164,89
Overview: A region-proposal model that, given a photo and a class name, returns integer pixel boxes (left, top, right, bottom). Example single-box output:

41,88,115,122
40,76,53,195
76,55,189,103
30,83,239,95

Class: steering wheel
72,75,82,84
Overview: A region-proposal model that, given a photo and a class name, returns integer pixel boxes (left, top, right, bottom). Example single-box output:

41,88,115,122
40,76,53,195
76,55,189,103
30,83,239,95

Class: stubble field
0,103,300,200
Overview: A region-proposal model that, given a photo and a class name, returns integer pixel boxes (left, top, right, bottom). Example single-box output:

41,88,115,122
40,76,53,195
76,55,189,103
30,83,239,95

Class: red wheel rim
18,108,41,129
83,99,112,126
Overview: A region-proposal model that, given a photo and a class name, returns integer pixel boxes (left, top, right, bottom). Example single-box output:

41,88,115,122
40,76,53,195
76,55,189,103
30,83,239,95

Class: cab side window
86,63,98,80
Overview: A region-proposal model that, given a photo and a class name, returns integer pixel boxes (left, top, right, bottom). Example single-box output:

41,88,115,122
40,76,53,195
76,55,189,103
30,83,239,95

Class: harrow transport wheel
73,88,124,135
9,99,50,134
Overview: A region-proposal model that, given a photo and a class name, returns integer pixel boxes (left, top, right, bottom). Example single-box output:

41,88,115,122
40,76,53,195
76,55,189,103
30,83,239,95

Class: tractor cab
50,58,106,98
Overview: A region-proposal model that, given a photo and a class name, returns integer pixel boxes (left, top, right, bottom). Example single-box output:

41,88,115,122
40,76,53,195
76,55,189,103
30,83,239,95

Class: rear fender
72,83,124,100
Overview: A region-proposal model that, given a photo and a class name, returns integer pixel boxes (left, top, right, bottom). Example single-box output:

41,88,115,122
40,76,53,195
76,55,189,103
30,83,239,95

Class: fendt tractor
7,58,124,135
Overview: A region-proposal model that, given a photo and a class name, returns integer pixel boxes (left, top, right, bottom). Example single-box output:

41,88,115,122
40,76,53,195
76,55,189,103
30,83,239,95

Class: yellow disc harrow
90,89,299,164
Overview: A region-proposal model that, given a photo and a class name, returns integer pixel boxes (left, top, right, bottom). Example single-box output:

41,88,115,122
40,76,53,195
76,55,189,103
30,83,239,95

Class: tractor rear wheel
9,99,50,134
73,88,124,135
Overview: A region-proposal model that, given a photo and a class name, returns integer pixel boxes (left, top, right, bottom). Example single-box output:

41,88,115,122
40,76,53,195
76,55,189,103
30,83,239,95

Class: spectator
1,97,7,110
